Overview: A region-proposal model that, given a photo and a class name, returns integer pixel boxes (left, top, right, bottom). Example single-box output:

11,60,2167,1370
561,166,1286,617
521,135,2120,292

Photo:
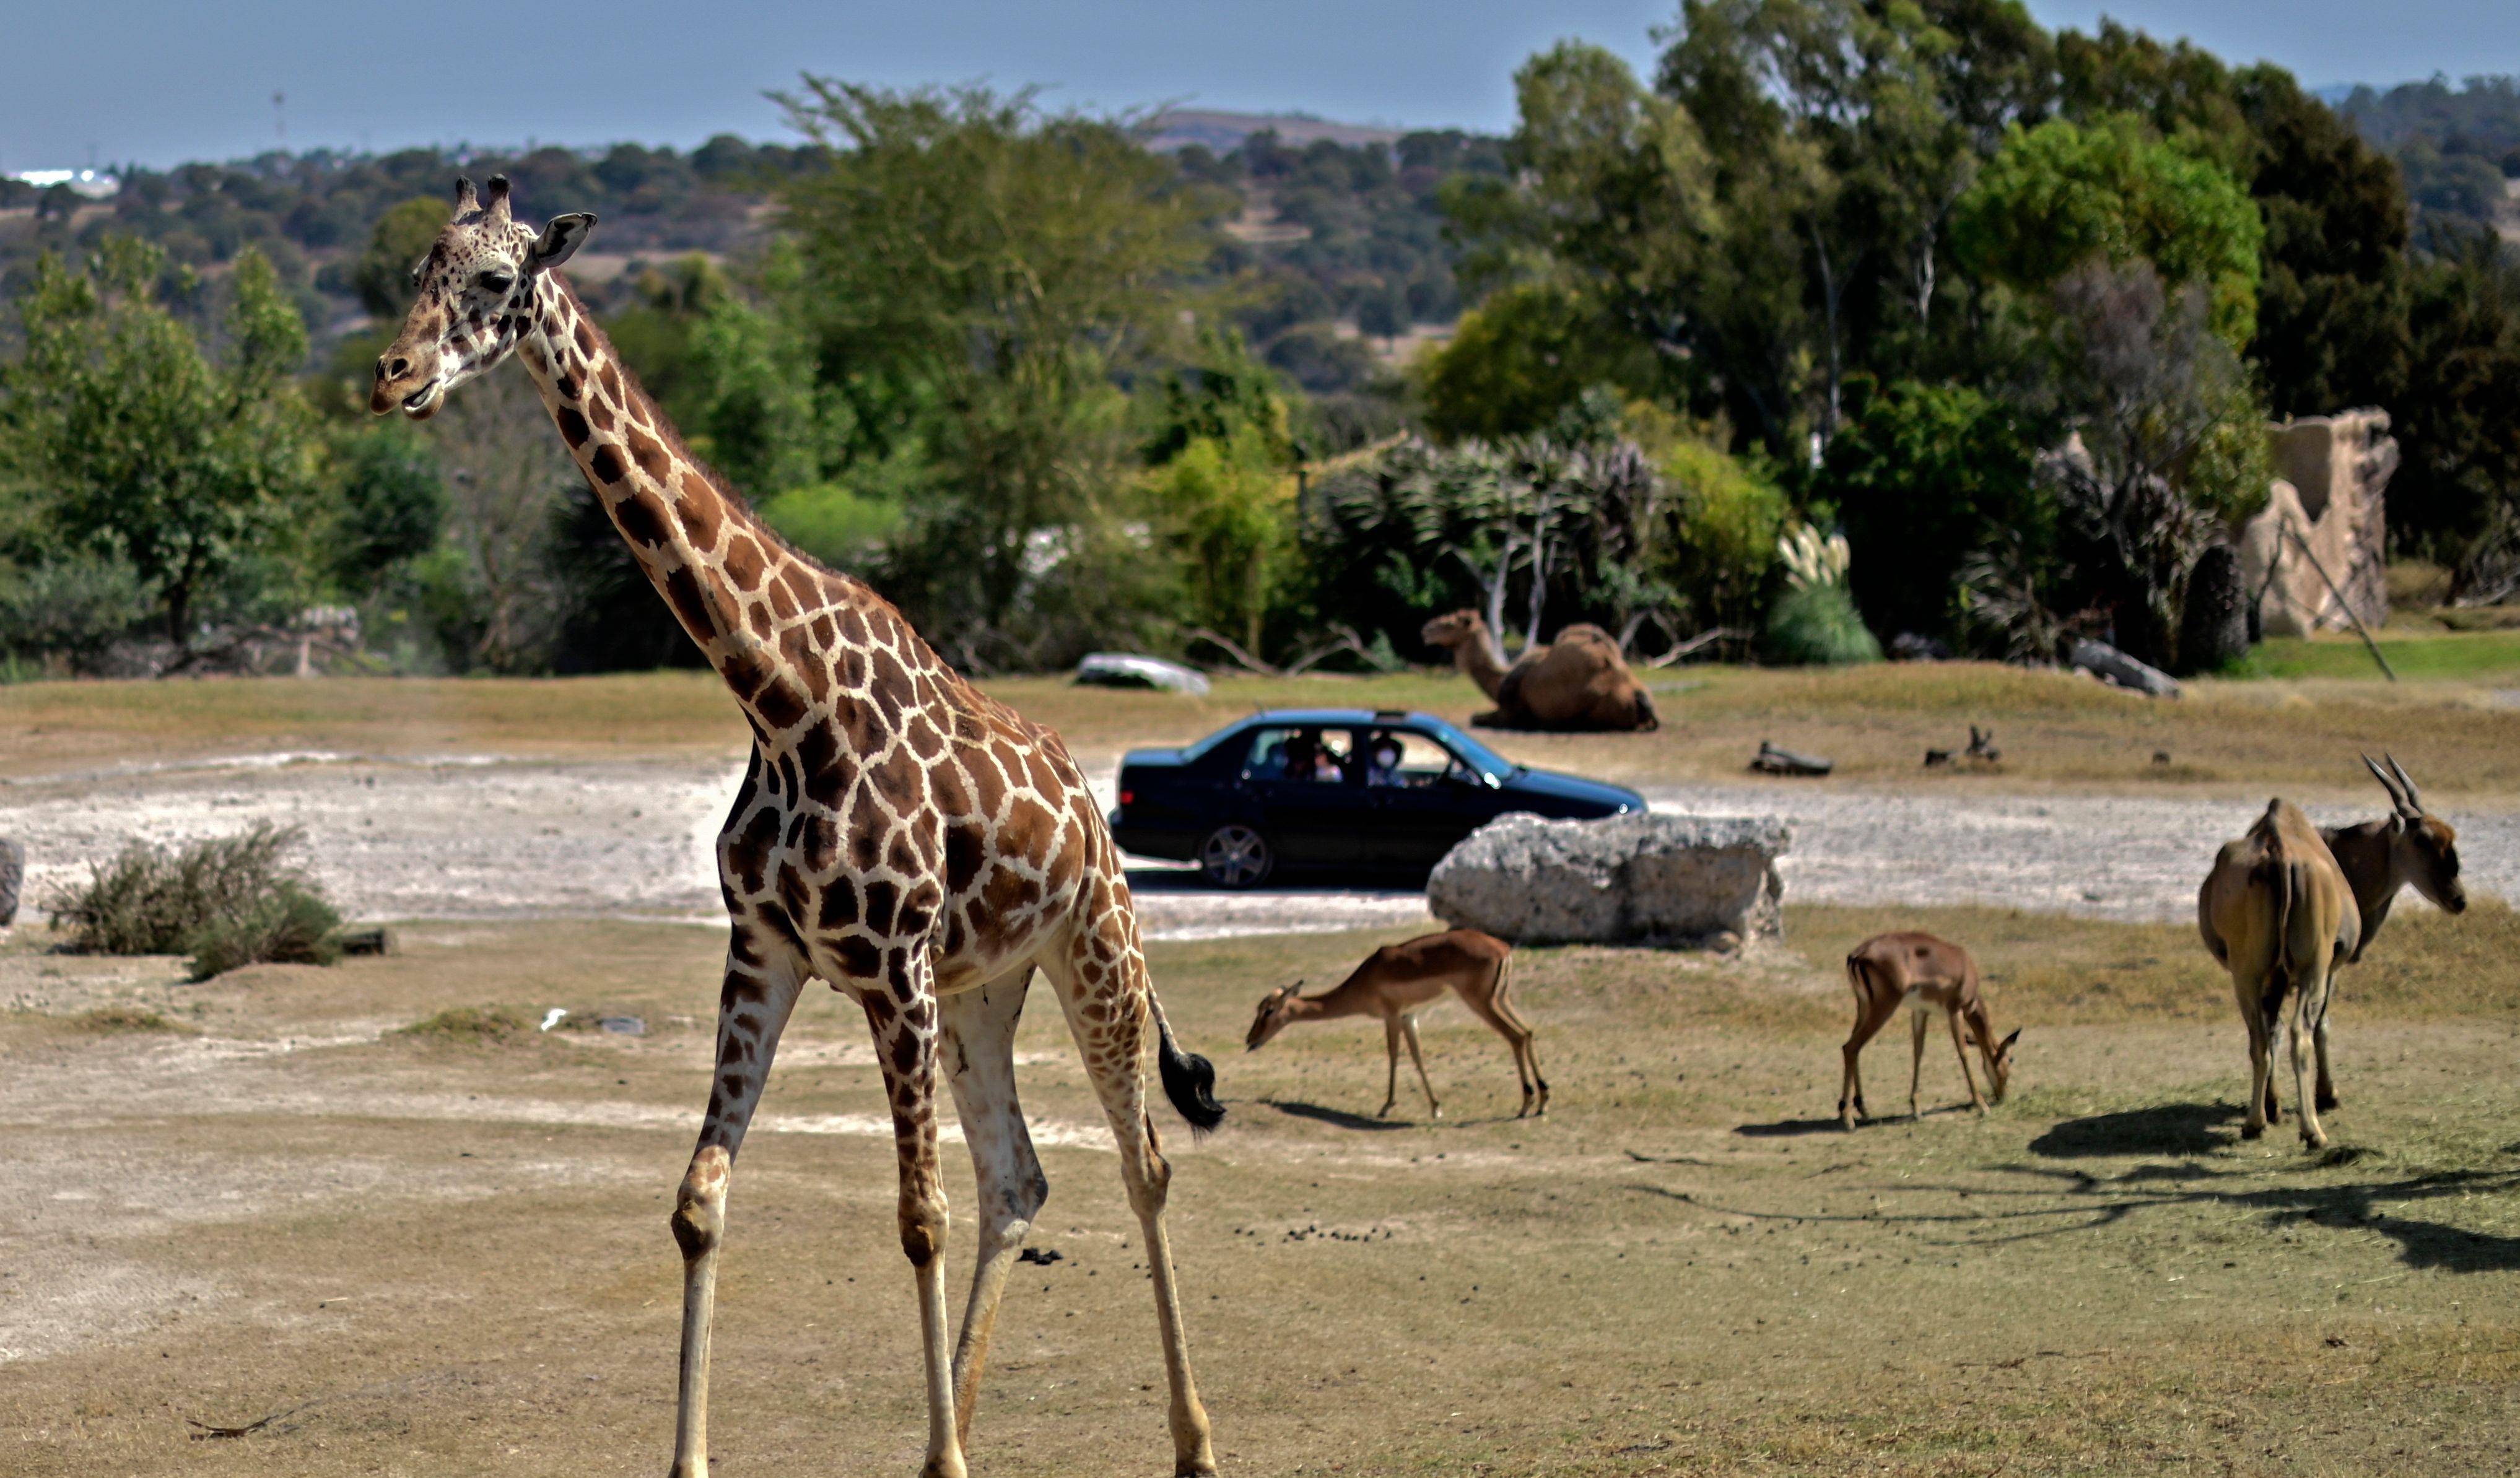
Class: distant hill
2332,76,2520,239
1146,108,1410,154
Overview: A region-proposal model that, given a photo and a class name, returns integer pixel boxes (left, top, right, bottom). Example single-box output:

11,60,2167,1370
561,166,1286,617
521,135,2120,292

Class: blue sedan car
1109,708,1646,887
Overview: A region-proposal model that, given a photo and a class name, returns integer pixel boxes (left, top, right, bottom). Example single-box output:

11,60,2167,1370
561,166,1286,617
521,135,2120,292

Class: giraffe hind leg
855,954,964,1478
1043,919,1216,1477
941,968,1049,1450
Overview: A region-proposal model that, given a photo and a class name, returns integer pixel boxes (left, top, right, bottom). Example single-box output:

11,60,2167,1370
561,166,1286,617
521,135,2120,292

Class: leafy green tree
1820,380,2044,644
1955,115,2265,349
351,197,449,319
770,80,1224,651
325,424,447,585
1149,428,1296,655
1418,282,1655,442
1,238,313,648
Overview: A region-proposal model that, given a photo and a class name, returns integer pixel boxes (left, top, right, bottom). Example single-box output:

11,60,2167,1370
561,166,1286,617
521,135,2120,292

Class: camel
1419,609,1657,732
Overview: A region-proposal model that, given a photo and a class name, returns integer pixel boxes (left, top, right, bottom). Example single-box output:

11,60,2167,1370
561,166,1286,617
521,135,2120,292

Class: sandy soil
6,750,2511,936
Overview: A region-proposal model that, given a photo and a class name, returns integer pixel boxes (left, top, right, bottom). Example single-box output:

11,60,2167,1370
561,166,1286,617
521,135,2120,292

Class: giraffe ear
528,212,598,272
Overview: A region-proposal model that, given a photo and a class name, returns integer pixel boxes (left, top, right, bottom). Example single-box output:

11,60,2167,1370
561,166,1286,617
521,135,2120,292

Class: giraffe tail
1151,994,1225,1135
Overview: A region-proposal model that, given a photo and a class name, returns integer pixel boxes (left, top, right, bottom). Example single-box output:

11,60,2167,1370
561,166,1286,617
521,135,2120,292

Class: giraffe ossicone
372,175,1224,1478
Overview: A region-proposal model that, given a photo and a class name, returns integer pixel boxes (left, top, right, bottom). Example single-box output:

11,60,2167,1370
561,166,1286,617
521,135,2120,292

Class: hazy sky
6,1,2517,172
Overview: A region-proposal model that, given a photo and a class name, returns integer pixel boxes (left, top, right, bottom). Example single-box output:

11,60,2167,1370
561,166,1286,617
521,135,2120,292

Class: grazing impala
2200,799,2360,1147
1245,928,1546,1119
2208,754,2467,1135
1838,932,2019,1128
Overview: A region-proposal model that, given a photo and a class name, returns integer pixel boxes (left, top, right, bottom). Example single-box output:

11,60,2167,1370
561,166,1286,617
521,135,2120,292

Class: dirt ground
6,905,2519,1477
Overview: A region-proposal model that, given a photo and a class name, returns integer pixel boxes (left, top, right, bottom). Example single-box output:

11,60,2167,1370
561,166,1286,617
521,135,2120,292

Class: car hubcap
1201,826,1267,886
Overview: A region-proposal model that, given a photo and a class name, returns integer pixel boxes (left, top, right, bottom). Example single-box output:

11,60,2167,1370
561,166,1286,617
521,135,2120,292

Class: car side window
1370,731,1460,787
1243,726,1356,785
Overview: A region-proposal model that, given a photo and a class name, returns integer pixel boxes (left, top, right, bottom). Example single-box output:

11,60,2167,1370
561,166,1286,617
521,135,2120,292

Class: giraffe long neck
517,276,827,734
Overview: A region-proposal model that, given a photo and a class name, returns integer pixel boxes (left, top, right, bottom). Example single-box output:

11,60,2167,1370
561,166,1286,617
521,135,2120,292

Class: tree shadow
2029,1102,2241,1158
1264,1098,1414,1132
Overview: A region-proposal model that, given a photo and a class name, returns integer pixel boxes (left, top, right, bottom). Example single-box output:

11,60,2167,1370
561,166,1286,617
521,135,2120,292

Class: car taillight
1119,789,1135,807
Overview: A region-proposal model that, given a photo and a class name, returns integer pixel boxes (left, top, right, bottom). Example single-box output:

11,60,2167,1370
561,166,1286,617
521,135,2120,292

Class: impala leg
669,936,805,1478
1399,1014,1441,1119
1378,1017,1402,1118
941,970,1049,1450
1907,1009,1929,1120
1946,1007,1984,1114
1470,965,1547,1116
858,963,963,1478
1045,932,1216,1477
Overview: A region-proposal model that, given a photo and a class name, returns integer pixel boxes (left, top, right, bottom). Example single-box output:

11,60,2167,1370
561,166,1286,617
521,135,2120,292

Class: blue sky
6,1,2517,172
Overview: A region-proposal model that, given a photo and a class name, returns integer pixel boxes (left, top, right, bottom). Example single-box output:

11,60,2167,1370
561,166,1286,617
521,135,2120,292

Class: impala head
2365,752,2466,914
370,175,596,421
1986,1025,2022,1103
1245,981,1306,1051
1420,609,1485,652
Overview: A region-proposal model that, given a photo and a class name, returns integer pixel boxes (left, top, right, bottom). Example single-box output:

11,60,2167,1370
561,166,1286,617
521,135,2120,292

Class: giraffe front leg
940,969,1049,1450
669,939,804,1478
861,972,964,1478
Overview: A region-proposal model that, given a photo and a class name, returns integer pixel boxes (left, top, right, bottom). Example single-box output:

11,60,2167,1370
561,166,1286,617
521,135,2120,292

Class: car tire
1197,824,1273,889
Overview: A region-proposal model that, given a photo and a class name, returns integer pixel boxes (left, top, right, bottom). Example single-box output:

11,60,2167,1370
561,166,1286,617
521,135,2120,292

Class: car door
1241,726,1374,870
1367,729,1518,869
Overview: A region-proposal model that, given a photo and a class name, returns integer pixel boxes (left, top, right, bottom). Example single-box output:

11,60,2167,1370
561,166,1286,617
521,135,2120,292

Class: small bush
186,884,342,982
51,824,342,978
395,1005,536,1045
1764,582,1885,666
69,1004,192,1034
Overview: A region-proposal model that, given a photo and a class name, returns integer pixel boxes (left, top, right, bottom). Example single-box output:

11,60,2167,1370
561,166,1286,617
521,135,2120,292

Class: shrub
394,1004,537,1045
50,824,342,978
1764,581,1885,666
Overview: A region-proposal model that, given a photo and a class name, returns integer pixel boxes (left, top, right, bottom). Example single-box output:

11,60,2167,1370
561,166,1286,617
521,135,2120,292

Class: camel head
1419,609,1489,653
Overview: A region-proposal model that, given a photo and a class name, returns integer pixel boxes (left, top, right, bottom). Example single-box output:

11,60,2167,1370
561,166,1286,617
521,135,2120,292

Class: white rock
1426,812,1790,947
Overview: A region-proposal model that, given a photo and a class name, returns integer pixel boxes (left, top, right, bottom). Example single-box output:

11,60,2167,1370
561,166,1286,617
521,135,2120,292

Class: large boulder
1427,812,1790,949
0,837,21,926
1073,652,1211,696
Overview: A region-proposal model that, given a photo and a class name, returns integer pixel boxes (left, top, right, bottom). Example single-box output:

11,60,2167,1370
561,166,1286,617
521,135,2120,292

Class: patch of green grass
391,1004,538,1045
2251,629,2520,682
64,1004,192,1034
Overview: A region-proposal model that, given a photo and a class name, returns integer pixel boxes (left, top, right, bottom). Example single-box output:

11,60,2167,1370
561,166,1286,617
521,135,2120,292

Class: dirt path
5,751,2510,934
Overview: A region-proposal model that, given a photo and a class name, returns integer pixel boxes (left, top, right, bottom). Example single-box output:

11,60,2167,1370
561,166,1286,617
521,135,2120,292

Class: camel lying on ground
1420,609,1659,732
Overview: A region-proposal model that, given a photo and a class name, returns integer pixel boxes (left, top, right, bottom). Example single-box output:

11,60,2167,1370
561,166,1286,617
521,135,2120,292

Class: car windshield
1428,725,1517,780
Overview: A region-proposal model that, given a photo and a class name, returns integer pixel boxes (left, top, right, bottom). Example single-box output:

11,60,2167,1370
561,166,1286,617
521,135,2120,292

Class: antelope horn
452,175,480,214
2386,752,2425,815
2362,752,2407,811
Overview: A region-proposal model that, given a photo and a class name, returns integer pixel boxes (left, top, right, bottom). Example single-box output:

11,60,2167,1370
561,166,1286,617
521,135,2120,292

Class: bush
1764,582,1884,666
395,1004,537,1045
50,824,342,978
1650,438,1788,637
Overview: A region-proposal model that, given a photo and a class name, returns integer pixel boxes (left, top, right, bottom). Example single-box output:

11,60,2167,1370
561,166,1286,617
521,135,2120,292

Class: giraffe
370,175,1226,1478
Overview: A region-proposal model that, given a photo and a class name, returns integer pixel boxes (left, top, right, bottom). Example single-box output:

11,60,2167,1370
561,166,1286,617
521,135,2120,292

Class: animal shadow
1265,1098,1414,1132
2029,1102,2240,1158
1733,1116,1852,1138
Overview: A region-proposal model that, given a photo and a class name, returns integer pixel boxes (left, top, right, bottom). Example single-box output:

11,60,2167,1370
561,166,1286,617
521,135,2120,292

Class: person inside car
1364,735,1405,786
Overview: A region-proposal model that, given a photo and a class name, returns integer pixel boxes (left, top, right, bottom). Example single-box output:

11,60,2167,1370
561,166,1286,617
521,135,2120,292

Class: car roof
1232,708,1453,729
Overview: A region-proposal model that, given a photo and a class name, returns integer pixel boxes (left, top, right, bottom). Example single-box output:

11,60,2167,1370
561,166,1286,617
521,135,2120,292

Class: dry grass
7,910,2519,1476
9,661,2520,799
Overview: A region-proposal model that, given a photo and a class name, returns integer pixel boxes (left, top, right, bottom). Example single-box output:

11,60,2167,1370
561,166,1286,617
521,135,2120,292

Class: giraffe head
370,175,595,421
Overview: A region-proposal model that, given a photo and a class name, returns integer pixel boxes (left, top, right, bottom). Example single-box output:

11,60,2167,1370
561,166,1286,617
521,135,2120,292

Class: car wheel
1197,824,1273,889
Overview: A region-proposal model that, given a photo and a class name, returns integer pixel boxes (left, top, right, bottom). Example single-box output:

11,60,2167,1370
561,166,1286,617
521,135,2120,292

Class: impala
1245,928,1546,1119
1838,931,2019,1128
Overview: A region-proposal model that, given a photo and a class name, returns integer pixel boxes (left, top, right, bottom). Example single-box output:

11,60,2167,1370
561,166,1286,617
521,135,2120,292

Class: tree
0,238,313,650
1417,282,1655,442
351,197,450,319
770,80,1224,656
1955,114,2265,349
2042,263,2269,669
1820,380,2044,644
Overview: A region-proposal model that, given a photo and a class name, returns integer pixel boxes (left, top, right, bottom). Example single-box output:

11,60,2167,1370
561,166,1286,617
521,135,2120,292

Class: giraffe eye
478,271,514,294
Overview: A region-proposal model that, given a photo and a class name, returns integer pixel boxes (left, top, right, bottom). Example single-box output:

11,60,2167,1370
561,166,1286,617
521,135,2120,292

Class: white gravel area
2,752,2506,937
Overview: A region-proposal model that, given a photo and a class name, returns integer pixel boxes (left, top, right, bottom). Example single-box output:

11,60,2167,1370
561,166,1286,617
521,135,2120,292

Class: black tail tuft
1157,1015,1226,1136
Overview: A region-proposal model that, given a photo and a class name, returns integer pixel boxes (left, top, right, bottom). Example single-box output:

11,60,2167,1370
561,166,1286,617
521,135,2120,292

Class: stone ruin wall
2236,407,2397,637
